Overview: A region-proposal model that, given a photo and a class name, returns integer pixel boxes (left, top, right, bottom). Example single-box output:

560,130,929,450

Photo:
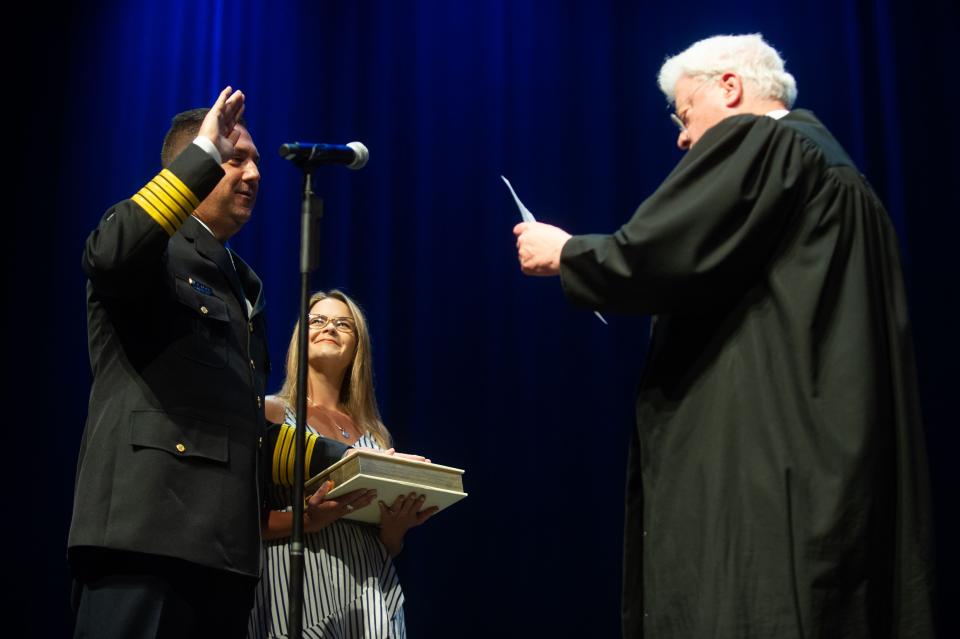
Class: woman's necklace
306,397,351,439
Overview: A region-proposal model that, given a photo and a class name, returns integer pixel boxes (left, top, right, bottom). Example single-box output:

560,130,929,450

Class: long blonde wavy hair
275,290,391,448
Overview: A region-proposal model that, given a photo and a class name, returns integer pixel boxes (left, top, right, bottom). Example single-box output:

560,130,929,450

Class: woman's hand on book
304,481,377,533
346,447,432,463
378,492,440,555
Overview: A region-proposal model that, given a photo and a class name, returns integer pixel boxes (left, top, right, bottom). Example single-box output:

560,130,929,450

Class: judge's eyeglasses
670,74,719,132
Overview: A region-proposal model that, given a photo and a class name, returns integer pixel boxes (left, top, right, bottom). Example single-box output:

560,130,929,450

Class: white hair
657,34,797,108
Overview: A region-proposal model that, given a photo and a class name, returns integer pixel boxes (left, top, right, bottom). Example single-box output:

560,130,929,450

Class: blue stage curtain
11,1,957,636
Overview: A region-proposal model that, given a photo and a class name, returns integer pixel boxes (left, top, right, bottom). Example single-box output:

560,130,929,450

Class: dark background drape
8,1,957,636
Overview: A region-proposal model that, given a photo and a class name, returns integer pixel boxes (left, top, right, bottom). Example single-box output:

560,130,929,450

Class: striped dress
248,409,406,639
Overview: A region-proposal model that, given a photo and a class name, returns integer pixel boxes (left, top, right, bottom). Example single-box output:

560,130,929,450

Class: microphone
278,141,369,170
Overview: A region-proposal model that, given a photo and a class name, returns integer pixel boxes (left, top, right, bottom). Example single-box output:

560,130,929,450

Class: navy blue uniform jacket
69,144,347,577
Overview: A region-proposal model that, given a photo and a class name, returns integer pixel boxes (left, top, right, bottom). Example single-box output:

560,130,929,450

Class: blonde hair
657,34,797,108
275,290,392,448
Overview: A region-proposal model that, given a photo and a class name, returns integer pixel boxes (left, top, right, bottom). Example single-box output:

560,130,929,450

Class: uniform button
256,395,262,408
200,305,209,315
248,321,254,333
188,277,194,285
643,530,648,537
249,359,256,370
175,443,186,453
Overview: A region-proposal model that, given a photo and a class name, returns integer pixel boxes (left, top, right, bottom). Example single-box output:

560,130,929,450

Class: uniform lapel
181,217,248,312
231,251,265,317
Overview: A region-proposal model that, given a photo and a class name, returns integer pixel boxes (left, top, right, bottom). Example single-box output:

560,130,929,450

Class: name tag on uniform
187,277,214,295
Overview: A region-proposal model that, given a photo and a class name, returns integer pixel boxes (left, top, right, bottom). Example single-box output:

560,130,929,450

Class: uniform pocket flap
174,276,230,321
130,410,229,463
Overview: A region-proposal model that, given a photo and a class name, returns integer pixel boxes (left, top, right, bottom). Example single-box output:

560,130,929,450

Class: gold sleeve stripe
283,426,297,486
131,193,176,236
158,169,200,208
305,432,318,475
129,169,199,236
272,424,324,487
143,181,188,224
139,184,186,228
153,174,196,220
284,424,299,486
272,423,294,486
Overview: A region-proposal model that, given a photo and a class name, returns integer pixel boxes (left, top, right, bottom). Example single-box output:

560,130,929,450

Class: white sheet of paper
501,175,537,223
501,175,608,325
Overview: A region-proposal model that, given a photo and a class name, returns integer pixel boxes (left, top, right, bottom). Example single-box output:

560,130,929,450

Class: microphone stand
279,141,365,637
288,170,323,639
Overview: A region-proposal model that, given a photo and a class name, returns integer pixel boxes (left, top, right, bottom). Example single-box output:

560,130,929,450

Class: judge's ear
719,72,743,108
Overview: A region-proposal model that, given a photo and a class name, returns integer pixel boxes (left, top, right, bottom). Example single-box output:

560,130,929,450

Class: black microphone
278,141,369,170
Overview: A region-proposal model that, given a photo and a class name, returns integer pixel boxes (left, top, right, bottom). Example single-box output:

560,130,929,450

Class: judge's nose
677,130,692,151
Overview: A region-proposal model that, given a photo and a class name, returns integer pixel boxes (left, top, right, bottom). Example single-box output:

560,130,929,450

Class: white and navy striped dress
248,409,406,639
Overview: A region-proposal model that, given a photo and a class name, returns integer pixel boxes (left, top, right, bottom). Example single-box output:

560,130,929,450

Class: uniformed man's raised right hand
199,86,246,162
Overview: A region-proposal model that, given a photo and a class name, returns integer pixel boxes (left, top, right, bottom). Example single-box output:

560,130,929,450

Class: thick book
305,450,467,524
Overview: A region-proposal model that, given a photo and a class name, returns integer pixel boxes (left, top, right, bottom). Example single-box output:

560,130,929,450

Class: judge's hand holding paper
505,176,607,324
505,175,571,275
513,220,572,276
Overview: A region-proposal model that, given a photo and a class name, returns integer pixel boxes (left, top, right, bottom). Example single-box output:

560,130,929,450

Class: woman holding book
248,290,437,639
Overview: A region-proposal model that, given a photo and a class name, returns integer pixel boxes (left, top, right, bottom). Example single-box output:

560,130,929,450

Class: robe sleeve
559,114,819,314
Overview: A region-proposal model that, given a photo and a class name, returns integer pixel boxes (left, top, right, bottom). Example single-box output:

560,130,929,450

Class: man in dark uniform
68,88,353,638
515,34,934,638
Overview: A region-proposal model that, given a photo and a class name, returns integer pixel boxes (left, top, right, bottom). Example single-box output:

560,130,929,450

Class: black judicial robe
560,111,934,638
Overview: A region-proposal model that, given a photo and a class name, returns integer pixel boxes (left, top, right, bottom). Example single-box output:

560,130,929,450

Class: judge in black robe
515,35,934,639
